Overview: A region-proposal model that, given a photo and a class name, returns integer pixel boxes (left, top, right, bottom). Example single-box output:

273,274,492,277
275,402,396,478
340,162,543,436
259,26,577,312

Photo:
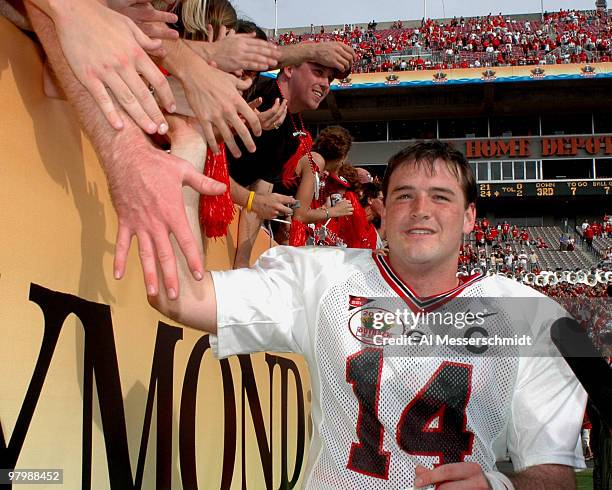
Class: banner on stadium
464,135,612,160
328,62,612,90
0,18,310,489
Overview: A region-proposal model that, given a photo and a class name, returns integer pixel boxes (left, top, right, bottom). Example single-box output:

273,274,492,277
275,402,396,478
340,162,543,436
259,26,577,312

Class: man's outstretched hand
110,138,225,299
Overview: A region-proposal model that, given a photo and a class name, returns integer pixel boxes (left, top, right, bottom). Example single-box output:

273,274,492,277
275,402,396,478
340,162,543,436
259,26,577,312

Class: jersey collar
373,253,484,313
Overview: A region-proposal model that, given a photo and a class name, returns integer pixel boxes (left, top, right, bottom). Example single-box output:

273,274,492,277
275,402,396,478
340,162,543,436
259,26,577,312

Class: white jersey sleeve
209,247,307,358
209,246,367,359
505,294,587,470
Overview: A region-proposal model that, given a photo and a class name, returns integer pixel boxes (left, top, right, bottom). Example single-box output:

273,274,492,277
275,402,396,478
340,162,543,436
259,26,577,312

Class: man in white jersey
150,130,586,489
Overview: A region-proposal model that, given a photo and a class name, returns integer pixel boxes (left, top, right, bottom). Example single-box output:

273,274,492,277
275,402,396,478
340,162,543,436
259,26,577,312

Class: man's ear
282,66,294,79
463,203,476,234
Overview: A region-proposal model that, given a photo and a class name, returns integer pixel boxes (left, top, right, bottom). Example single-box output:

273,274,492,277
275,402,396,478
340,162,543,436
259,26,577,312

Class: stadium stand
463,222,600,272
274,9,612,73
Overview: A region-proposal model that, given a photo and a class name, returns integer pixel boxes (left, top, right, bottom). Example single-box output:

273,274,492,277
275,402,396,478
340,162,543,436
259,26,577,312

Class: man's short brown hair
382,140,477,207
312,126,353,161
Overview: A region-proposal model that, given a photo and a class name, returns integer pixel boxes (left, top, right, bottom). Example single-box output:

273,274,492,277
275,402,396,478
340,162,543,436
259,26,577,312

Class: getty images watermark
347,296,610,357
368,309,532,347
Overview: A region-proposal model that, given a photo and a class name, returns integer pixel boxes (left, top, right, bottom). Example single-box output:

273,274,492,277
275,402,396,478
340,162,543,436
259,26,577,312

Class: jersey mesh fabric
307,268,521,489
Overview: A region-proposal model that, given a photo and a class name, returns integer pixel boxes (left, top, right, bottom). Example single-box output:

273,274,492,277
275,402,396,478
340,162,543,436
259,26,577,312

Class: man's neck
277,77,303,114
387,255,460,297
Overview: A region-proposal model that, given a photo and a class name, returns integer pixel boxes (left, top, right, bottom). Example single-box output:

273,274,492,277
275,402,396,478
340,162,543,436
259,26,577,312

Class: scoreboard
478,180,612,198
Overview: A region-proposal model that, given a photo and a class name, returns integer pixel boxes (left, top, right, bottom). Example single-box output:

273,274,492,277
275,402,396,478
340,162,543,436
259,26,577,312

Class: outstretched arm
148,116,221,333
27,2,222,299
277,41,356,72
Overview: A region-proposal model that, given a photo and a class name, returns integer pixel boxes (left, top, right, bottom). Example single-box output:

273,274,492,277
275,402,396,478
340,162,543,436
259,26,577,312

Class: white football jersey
210,246,586,489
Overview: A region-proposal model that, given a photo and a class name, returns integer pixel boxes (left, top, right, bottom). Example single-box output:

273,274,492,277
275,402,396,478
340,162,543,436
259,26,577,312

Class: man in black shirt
229,60,349,267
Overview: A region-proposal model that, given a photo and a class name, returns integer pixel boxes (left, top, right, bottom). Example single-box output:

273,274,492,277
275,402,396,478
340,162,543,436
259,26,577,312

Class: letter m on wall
0,284,182,489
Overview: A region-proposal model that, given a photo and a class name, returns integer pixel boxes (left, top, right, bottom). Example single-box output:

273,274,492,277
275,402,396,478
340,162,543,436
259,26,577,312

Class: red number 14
345,349,474,480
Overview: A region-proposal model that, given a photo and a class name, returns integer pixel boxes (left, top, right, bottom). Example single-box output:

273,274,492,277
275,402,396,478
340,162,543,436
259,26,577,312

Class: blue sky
232,0,598,29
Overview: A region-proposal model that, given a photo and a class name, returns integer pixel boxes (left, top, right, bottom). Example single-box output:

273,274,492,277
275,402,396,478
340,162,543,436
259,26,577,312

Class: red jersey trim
372,254,483,312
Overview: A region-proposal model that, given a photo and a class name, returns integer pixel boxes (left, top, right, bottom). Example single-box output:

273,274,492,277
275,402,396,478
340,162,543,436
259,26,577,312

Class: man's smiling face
285,62,333,112
383,159,476,275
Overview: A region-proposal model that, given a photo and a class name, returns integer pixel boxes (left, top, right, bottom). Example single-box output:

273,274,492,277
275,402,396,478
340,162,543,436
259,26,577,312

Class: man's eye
433,195,450,201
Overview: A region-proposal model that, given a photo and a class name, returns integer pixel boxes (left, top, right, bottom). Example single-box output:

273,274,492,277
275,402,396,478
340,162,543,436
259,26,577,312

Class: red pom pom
289,219,309,246
199,144,235,238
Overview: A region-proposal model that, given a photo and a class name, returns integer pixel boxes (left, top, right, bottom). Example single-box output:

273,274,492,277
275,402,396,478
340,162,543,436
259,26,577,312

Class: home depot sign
463,135,612,160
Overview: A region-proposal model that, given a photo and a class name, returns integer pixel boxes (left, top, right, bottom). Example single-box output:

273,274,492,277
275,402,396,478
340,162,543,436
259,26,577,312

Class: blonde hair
180,0,208,38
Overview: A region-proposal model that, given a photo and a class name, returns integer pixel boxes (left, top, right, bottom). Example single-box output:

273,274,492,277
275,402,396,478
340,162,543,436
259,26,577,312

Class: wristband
322,206,330,219
485,471,515,490
246,191,255,213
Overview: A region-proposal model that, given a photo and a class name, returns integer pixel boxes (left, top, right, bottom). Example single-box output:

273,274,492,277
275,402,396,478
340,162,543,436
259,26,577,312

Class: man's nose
411,195,431,219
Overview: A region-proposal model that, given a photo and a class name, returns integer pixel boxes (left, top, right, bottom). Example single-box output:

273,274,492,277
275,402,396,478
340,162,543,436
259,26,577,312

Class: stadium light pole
424,0,427,20
540,0,544,21
274,0,278,37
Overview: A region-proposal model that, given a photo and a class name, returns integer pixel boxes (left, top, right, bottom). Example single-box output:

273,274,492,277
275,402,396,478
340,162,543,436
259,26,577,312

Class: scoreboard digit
478,180,612,198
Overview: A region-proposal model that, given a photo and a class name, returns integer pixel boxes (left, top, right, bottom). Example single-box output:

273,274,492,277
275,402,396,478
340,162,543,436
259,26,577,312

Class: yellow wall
0,17,310,489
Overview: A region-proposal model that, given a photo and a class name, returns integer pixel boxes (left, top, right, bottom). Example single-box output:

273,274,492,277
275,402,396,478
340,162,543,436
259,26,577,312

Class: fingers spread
128,18,163,52
138,22,180,41
248,97,264,110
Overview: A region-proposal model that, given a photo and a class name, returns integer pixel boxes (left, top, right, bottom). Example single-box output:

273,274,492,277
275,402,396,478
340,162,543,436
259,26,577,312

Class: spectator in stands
228,52,355,267
582,219,590,231
518,249,528,270
478,251,487,270
505,250,514,271
520,228,530,246
359,182,386,243
501,220,510,241
560,234,569,251
585,224,595,252
511,225,520,242
485,227,495,246
529,249,539,272
475,228,485,246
